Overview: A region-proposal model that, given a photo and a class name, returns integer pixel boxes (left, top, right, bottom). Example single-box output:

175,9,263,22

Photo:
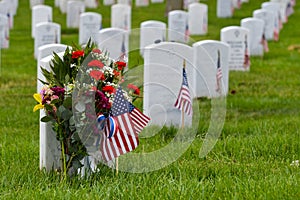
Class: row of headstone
143,41,230,127
0,0,19,49
167,3,208,43
217,0,249,18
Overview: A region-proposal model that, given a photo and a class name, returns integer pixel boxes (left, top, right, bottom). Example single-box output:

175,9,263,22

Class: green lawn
0,0,299,199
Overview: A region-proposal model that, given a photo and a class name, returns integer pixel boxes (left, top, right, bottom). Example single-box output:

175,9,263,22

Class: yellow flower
33,93,44,112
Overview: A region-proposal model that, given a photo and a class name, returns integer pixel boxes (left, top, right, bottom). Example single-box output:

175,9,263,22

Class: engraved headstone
79,12,102,46
221,26,250,71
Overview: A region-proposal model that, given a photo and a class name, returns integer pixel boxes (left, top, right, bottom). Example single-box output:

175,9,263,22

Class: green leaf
41,116,52,122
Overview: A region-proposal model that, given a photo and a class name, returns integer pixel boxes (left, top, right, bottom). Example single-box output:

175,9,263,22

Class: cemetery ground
0,0,299,199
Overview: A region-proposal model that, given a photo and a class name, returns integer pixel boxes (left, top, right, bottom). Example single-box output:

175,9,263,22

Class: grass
0,0,299,199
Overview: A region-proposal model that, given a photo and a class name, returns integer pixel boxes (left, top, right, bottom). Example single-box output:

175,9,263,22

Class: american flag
128,102,150,134
243,35,250,69
119,35,127,62
261,34,269,52
184,23,189,43
174,60,192,116
216,50,223,93
100,87,138,162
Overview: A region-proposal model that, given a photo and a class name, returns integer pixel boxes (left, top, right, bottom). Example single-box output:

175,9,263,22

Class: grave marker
221,26,250,71
79,12,102,46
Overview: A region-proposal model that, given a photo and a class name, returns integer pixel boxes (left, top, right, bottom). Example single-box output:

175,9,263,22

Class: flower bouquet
33,40,149,178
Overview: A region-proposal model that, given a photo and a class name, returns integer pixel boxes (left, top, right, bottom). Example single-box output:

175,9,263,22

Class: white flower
290,160,299,167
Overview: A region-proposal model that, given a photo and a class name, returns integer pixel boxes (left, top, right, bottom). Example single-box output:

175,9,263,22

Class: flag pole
181,59,186,129
116,157,119,175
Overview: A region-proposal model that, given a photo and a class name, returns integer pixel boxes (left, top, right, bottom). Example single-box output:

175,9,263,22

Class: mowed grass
0,0,299,199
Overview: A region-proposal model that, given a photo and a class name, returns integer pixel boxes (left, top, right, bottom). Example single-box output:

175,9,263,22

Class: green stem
61,140,67,180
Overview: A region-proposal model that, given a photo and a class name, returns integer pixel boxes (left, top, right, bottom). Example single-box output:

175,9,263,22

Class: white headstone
232,0,242,9
2,0,18,16
193,40,230,98
37,44,69,92
59,0,68,13
34,22,61,58
217,0,233,18
253,9,275,41
79,12,102,46
97,27,129,61
140,20,166,56
55,0,60,7
85,0,99,8
103,0,115,5
0,14,9,49
184,0,200,9
143,42,194,127
151,0,164,3
221,26,250,71
136,0,149,7
188,3,208,35
31,5,52,38
38,52,64,171
111,4,131,32
262,2,281,41
271,0,288,23
168,10,189,43
118,0,131,5
30,0,44,8
0,1,14,29
241,17,264,56
67,1,85,28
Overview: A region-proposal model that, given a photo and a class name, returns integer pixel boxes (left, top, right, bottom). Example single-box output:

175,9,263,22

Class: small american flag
274,28,279,41
261,34,269,52
216,50,223,93
243,35,250,69
184,23,189,43
174,60,192,116
119,35,127,62
128,102,150,134
100,87,138,162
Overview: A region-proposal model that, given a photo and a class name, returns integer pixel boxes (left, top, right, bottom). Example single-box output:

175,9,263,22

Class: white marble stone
97,27,129,61
111,4,131,32
67,1,85,28
34,22,61,58
79,12,102,46
31,5,52,38
221,26,250,71
136,0,149,7
0,14,9,49
253,9,276,41
168,10,189,43
241,17,264,56
143,42,195,127
188,3,208,35
140,20,166,56
193,40,230,98
217,0,233,18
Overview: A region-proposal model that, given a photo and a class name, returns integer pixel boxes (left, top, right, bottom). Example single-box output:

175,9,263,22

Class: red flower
90,70,104,80
72,50,84,59
88,60,104,68
102,85,116,94
92,49,102,54
115,61,126,70
127,84,140,95
113,69,120,77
